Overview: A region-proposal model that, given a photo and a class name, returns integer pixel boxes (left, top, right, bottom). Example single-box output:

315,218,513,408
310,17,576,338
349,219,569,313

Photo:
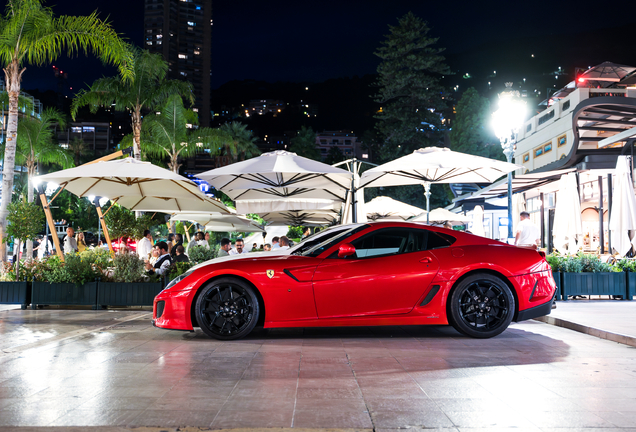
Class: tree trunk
25,166,35,259
0,62,25,262
132,109,142,160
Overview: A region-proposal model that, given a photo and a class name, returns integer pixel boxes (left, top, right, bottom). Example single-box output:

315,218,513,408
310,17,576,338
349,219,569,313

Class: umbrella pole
423,182,431,224
38,186,64,261
94,199,114,254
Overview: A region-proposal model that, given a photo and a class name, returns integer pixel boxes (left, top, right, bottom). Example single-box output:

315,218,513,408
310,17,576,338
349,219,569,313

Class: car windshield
290,224,369,257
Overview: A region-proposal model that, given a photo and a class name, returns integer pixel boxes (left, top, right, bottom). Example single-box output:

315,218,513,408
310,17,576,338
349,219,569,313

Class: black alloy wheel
195,277,259,340
449,273,514,338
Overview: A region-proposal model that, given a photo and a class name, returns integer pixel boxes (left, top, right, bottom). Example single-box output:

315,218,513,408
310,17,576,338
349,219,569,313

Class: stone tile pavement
0,306,635,431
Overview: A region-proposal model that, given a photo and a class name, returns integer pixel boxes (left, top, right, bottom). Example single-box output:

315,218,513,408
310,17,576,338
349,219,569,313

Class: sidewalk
536,299,636,347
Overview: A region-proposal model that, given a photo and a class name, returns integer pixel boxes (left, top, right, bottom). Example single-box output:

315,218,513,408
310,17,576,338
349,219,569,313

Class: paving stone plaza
1,305,636,431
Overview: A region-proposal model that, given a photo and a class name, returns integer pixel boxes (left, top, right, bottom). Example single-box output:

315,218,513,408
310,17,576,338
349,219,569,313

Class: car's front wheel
195,277,260,340
449,273,514,338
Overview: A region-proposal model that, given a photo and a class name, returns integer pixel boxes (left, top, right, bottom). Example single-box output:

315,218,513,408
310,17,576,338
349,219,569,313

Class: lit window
178,54,187,59
180,72,187,76
71,127,82,133
83,127,95,132
194,50,200,55
146,41,153,45
156,34,162,39
192,108,198,112
187,21,195,26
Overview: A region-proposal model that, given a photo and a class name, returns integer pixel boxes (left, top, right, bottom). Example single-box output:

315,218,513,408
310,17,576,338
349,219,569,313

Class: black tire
449,273,515,338
195,277,259,340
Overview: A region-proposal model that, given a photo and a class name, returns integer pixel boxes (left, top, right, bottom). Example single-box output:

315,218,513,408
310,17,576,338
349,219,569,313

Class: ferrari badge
266,269,274,279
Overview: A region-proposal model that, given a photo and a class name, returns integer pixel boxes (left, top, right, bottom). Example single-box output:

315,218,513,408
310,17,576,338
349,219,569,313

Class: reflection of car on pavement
153,222,556,340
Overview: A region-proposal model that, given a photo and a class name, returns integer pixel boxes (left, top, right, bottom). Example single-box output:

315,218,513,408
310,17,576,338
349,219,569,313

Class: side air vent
420,285,440,306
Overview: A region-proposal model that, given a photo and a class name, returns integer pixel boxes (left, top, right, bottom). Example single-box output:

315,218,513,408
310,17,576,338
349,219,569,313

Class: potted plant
96,254,163,308
31,252,101,308
561,253,626,300
614,259,635,301
1,199,45,308
545,253,564,300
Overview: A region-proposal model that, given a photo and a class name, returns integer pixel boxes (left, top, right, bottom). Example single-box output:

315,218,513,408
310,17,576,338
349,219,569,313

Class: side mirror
338,243,356,258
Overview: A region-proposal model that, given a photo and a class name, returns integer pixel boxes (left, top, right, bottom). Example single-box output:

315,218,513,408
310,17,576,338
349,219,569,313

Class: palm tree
289,126,320,160
12,108,72,256
219,122,261,163
71,48,193,160
143,95,230,173
67,137,93,166
0,0,134,261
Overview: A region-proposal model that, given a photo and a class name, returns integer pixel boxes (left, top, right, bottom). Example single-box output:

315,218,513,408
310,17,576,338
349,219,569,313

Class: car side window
330,227,456,259
331,228,423,259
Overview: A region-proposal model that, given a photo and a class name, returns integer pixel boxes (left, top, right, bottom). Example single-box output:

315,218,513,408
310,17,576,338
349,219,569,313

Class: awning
460,168,577,199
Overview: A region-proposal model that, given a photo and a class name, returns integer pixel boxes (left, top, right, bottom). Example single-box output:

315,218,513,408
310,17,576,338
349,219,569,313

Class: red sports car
153,222,556,340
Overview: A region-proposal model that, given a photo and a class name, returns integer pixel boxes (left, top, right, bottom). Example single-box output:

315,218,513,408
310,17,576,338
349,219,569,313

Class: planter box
551,271,562,300
97,282,163,307
0,281,30,309
31,281,98,308
561,272,627,300
626,273,636,301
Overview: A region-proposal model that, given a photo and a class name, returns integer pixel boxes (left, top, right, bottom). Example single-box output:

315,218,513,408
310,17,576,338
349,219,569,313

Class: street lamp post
492,83,526,243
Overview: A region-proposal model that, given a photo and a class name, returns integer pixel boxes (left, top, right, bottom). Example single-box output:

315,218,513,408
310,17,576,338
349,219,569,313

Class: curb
534,315,636,348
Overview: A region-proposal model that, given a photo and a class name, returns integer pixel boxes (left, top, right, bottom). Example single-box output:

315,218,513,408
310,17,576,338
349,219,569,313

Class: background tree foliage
450,87,503,160
289,126,320,160
104,205,155,240
373,12,450,161
369,12,452,210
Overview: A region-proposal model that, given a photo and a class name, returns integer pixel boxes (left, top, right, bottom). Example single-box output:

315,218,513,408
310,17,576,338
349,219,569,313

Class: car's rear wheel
195,277,259,340
449,273,514,338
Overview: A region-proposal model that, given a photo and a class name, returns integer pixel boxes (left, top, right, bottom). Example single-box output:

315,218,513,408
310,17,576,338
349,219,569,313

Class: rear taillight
538,250,546,259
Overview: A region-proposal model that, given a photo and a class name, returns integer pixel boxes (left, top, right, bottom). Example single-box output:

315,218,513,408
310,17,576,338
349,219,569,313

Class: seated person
174,245,189,263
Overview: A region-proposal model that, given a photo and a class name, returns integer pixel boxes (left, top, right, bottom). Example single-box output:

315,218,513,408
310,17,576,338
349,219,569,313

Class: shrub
112,254,147,283
189,245,216,264
546,253,565,272
616,259,636,273
286,226,304,239
167,261,194,281
562,255,583,273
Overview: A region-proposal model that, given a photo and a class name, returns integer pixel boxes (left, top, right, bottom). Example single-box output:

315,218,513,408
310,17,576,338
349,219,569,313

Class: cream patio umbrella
169,213,265,233
34,158,229,257
197,150,353,202
359,147,520,222
553,172,583,253
609,156,636,256
234,198,341,214
259,209,340,227
411,208,472,224
364,196,424,221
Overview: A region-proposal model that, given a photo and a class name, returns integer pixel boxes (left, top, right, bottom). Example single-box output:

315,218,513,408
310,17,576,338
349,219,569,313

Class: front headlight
164,269,194,291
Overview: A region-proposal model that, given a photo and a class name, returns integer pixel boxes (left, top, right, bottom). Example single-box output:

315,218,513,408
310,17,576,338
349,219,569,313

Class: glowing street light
492,83,526,241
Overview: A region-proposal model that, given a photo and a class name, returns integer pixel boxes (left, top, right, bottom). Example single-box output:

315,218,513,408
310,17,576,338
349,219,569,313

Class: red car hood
188,249,292,272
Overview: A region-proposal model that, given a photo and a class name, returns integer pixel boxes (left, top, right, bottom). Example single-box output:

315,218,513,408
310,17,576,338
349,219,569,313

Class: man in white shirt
515,212,540,249
137,229,153,260
229,238,249,255
279,236,291,250
63,227,78,254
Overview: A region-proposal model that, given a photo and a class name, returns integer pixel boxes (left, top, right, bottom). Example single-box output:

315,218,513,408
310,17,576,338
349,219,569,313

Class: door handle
420,257,432,263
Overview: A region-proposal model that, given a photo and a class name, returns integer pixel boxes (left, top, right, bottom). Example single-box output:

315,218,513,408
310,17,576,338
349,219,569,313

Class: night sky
13,0,636,95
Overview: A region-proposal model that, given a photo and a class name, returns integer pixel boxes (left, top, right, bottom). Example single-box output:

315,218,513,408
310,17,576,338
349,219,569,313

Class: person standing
64,227,78,254
170,234,183,257
515,211,540,249
35,235,53,260
166,233,174,254
217,238,232,257
76,232,87,252
137,229,153,260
